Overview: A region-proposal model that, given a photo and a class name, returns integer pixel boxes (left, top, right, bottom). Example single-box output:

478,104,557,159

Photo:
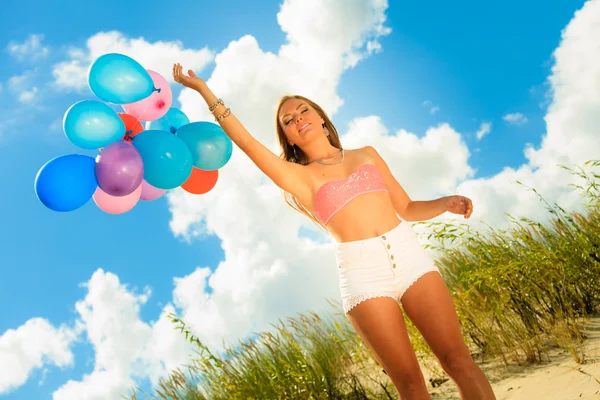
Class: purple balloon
95,141,144,196
140,179,167,201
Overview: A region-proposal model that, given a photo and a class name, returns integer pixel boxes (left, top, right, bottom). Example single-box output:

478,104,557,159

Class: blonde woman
173,63,496,400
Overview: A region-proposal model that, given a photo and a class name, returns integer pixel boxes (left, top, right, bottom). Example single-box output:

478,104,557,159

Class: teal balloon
145,108,190,133
176,122,233,170
88,53,154,104
132,130,193,189
63,100,126,149
34,154,98,212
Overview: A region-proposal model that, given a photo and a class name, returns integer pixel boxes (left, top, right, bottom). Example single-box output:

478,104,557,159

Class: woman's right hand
172,63,206,91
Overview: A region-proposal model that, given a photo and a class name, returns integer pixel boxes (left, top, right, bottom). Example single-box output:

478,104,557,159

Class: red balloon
118,113,144,142
181,168,218,195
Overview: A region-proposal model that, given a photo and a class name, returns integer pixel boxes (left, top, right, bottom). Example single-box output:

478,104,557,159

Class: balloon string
129,98,155,141
164,112,175,134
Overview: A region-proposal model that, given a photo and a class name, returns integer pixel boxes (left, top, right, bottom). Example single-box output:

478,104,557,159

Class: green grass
128,160,600,399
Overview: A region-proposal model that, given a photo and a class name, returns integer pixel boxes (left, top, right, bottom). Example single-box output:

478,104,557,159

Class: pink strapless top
314,164,388,226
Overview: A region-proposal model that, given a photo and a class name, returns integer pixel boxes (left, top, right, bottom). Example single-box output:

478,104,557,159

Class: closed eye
283,108,309,126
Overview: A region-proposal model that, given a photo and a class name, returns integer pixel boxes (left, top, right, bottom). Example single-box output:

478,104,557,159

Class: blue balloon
176,122,233,170
132,130,193,189
145,108,190,133
88,53,154,104
35,154,98,212
63,100,126,149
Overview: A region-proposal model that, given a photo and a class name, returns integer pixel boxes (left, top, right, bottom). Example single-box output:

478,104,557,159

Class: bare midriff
323,191,402,243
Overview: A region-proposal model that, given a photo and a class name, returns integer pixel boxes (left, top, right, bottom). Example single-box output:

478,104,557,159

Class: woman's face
278,98,325,145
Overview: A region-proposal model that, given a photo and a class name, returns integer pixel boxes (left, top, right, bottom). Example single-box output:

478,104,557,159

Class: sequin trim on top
314,164,388,226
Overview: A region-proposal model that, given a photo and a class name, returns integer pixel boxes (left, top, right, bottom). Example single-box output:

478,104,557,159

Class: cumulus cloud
52,269,193,400
167,0,471,356
503,112,528,125
169,0,600,365
3,0,594,397
52,31,215,92
0,318,76,394
7,34,49,61
456,0,600,228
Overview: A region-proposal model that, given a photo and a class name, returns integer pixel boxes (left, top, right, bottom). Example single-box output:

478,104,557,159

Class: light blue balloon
63,100,126,149
132,130,193,189
176,122,233,170
34,154,98,212
88,53,155,104
145,108,190,133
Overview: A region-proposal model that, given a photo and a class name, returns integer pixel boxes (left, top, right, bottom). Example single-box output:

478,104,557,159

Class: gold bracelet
215,108,231,122
208,98,224,112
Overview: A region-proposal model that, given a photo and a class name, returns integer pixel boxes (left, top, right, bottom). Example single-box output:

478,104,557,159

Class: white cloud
7,70,40,104
476,121,492,140
52,59,88,92
169,0,600,364
278,0,391,70
423,100,440,114
0,318,76,395
7,34,49,61
167,0,470,356
52,269,193,400
19,86,39,103
13,0,596,397
342,117,473,197
52,31,215,92
503,112,528,125
455,0,600,228
8,71,33,89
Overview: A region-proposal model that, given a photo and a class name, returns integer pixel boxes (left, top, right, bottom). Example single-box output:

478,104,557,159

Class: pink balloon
93,183,142,214
122,70,172,122
140,179,167,201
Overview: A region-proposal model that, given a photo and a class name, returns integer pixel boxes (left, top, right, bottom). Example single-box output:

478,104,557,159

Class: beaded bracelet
208,98,224,112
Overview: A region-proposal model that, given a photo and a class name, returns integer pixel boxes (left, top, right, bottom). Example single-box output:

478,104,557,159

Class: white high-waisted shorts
335,221,440,314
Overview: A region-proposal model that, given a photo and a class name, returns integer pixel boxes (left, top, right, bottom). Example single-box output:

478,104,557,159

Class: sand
428,314,600,399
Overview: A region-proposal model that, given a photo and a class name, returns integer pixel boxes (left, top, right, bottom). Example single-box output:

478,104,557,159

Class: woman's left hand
444,195,474,219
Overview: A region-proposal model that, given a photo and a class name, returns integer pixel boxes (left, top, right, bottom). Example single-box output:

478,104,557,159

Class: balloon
145,107,190,133
176,122,233,170
88,53,155,104
63,100,125,149
181,168,218,195
140,180,167,201
132,130,193,189
93,183,142,214
95,141,144,196
34,154,97,212
118,113,144,142
122,70,172,122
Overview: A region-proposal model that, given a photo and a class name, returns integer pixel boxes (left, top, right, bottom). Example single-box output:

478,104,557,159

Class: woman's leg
346,297,431,400
400,271,496,400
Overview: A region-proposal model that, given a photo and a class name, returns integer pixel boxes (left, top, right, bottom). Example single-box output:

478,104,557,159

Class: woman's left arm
365,146,473,221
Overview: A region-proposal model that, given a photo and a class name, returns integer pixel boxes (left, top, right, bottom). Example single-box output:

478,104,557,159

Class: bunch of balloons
34,53,232,214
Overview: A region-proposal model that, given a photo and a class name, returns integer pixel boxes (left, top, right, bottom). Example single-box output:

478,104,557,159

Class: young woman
173,63,496,400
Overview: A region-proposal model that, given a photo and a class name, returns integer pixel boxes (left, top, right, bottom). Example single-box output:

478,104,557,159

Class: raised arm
173,64,311,200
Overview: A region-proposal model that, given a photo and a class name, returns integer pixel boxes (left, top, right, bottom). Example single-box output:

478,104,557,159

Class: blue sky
0,0,592,398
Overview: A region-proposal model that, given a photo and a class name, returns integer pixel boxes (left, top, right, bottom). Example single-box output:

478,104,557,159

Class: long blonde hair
275,95,342,230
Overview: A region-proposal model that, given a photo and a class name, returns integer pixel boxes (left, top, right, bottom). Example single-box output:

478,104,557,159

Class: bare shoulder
355,145,384,164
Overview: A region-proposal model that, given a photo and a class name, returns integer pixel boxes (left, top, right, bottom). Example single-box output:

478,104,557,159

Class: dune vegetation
129,161,600,400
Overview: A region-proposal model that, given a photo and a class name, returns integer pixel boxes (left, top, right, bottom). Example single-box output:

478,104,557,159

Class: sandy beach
428,314,600,399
